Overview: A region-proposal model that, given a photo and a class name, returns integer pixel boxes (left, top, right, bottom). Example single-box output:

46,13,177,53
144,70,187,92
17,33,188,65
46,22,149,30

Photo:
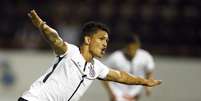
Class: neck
123,49,135,61
80,45,93,62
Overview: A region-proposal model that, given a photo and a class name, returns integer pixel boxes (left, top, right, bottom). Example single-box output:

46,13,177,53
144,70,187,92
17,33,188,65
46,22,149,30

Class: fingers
27,13,32,18
27,10,32,18
28,10,37,18
146,79,162,87
27,9,43,28
30,10,36,14
152,80,162,86
30,10,37,17
28,10,42,21
156,80,162,85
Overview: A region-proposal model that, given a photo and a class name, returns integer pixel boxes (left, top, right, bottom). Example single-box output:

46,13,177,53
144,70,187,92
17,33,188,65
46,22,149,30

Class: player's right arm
28,10,67,56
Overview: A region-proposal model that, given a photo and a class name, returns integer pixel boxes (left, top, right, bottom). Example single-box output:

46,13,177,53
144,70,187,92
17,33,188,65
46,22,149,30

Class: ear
84,36,91,45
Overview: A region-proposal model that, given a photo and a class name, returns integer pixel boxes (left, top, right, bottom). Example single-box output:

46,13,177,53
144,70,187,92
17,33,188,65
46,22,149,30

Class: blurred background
0,0,201,101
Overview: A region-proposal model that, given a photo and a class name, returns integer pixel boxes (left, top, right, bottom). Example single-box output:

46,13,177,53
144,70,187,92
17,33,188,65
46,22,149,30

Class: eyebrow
101,36,109,41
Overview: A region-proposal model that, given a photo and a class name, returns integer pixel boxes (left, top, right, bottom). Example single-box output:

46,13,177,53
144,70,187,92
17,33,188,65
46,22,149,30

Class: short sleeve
57,42,79,57
96,60,110,79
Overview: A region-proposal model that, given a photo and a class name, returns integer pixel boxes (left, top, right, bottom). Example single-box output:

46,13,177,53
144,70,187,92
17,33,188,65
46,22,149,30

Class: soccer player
18,10,161,101
102,35,156,101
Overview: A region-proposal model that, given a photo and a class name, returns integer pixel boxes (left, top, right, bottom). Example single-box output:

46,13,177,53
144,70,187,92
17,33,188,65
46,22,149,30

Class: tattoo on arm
40,23,67,55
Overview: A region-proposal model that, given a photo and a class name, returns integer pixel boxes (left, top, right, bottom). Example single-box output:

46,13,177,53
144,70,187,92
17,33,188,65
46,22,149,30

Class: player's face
89,30,109,58
126,42,140,58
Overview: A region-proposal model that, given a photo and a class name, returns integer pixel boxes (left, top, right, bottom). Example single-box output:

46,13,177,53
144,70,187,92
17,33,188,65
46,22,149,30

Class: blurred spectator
0,0,201,57
0,55,15,88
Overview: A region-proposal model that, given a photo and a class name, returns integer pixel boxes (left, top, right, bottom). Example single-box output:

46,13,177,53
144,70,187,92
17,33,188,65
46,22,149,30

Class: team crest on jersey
88,64,95,77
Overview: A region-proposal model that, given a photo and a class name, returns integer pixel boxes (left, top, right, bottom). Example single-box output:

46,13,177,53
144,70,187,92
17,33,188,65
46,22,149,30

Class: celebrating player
18,10,161,101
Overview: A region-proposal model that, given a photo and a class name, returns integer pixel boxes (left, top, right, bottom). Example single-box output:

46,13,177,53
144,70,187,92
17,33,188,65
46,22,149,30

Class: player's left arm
103,69,161,87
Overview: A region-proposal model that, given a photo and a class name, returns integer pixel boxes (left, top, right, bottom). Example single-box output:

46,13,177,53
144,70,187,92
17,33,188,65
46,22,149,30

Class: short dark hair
79,21,110,45
125,34,140,44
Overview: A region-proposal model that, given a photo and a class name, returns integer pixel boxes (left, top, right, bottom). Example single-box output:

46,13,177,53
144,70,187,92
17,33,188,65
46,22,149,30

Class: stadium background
0,0,201,101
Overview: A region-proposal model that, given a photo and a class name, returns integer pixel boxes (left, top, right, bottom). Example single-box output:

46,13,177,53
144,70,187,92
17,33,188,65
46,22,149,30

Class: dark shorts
18,97,28,101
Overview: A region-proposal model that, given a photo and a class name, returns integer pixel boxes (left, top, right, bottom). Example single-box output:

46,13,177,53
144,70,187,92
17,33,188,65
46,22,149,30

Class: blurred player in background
103,35,155,101
18,10,161,101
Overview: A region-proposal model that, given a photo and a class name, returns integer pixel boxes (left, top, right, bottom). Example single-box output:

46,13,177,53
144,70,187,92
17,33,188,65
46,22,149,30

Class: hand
28,10,44,28
145,79,162,87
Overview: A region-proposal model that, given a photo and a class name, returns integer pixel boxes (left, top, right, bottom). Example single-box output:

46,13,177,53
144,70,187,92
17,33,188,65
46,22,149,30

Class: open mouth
101,48,106,54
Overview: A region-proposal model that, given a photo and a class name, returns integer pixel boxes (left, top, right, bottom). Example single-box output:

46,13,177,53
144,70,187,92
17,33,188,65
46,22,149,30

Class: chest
68,55,100,80
114,55,147,74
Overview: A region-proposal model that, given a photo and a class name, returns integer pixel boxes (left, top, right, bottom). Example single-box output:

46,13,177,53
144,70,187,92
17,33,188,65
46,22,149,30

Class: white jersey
21,43,109,101
105,49,154,101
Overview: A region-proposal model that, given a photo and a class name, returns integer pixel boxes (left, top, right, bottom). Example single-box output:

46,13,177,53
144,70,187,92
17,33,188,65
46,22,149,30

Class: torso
105,49,154,96
22,44,109,101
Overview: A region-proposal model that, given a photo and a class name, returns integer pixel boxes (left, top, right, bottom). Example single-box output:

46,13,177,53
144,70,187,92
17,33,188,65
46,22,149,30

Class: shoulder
93,58,103,65
93,58,110,79
137,49,153,58
108,50,123,59
112,50,123,56
94,58,108,69
67,43,79,51
64,42,80,56
135,49,154,63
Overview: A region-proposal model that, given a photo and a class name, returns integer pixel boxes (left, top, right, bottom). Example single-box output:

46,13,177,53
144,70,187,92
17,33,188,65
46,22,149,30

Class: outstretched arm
104,69,161,87
28,10,67,55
